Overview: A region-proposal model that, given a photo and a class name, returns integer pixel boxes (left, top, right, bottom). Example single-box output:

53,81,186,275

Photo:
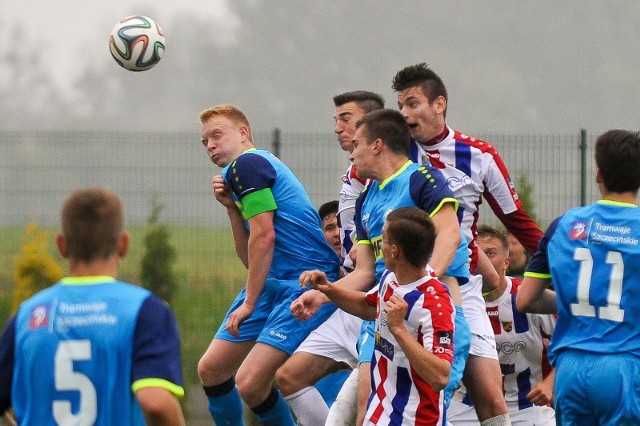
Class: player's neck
600,191,638,206
67,256,120,278
376,154,410,182
394,264,428,285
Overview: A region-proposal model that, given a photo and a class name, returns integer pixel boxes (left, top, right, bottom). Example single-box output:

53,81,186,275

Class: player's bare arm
385,295,451,391
429,203,461,277
291,243,376,320
227,210,275,337
213,174,249,267
301,270,375,321
526,368,555,406
476,248,500,293
516,276,557,314
136,387,186,426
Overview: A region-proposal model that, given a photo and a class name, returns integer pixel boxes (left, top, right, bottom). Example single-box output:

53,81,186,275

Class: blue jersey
0,276,183,425
526,200,640,362
354,160,470,283
222,148,340,279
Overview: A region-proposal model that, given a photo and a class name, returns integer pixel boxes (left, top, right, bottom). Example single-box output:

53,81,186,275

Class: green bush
140,194,178,305
12,222,64,313
516,174,539,224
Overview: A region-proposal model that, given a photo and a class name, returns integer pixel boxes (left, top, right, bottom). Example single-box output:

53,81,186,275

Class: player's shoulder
453,130,499,156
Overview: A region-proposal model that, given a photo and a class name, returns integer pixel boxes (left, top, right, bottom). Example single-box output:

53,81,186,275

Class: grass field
0,224,247,390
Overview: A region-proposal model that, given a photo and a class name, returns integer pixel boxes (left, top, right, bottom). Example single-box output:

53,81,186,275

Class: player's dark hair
385,207,435,268
392,62,448,118
476,224,509,252
355,109,411,156
595,130,640,194
318,200,339,221
61,187,124,262
333,91,385,113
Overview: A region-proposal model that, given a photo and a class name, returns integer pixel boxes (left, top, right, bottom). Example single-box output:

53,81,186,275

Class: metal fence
1,129,599,229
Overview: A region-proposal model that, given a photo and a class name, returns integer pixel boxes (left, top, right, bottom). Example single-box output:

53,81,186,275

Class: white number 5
572,248,625,322
53,340,98,425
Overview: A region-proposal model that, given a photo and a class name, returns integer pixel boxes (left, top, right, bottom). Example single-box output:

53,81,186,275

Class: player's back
548,201,640,358
12,278,152,425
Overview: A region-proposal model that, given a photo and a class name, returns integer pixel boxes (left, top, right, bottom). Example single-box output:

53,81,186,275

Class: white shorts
447,399,555,425
460,274,498,361
294,309,362,369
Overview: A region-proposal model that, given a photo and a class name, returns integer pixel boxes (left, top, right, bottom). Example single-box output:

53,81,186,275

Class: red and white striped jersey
363,269,455,426
485,277,556,409
338,162,368,273
410,127,543,272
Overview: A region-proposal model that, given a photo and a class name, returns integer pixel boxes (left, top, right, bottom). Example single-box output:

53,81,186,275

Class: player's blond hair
199,104,253,143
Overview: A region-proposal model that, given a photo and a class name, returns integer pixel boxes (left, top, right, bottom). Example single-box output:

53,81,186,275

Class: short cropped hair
333,91,385,113
392,62,448,118
476,224,509,253
595,129,640,194
318,200,339,221
385,207,436,268
355,109,411,156
199,104,253,142
61,187,124,262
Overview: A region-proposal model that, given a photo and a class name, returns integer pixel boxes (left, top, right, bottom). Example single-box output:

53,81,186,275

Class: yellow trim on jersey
241,188,277,219
598,199,638,208
523,271,551,279
358,239,372,246
429,197,460,218
379,161,413,190
60,276,116,285
132,378,185,398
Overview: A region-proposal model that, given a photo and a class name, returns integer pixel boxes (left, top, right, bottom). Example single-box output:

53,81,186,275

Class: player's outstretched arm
304,270,375,321
136,387,185,426
527,368,555,406
516,276,557,314
385,295,450,391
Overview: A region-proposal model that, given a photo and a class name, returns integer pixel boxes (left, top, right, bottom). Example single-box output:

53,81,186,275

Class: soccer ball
109,15,165,71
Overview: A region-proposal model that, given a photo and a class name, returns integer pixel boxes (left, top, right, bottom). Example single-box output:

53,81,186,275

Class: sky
1,0,639,136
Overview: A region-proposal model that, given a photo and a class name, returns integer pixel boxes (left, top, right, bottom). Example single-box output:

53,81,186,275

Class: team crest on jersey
29,304,49,330
502,321,513,332
570,221,588,240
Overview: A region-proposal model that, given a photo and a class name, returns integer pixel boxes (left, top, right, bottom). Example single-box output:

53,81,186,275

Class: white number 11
571,248,625,322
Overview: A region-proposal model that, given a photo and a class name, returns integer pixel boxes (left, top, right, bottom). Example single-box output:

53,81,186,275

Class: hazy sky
1,1,639,136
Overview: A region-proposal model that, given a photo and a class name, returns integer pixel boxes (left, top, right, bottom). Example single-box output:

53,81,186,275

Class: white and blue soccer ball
109,15,165,71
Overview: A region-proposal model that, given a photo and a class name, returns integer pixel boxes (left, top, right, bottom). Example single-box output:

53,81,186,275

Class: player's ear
434,96,447,115
595,168,602,184
117,232,131,258
239,124,251,143
56,233,69,258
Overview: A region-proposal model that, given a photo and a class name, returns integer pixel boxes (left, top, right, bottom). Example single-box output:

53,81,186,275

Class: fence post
272,128,281,158
580,128,587,206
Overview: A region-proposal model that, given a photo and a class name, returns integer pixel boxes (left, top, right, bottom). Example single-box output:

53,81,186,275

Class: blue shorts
215,277,337,355
356,320,375,364
554,349,640,425
444,306,471,407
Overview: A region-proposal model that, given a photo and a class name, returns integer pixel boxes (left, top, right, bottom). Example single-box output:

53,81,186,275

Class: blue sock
204,379,245,426
252,386,296,426
315,369,351,407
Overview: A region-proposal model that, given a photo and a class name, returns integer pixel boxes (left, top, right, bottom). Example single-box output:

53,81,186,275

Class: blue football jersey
354,160,470,283
527,200,640,362
222,149,340,280
6,276,183,425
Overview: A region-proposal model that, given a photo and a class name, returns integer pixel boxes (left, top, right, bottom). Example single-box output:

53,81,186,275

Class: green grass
0,224,247,386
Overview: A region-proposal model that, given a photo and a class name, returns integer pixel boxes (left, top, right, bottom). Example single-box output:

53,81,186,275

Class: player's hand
212,175,235,208
226,302,253,337
526,380,553,406
384,295,408,333
299,270,331,292
290,289,328,320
